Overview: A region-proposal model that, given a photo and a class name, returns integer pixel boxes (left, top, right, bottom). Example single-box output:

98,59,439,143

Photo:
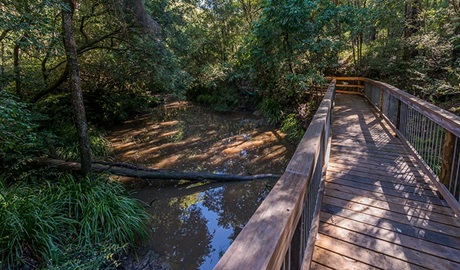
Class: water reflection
133,180,274,269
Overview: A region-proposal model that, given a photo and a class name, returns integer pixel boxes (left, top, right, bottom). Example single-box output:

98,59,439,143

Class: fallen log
32,158,282,182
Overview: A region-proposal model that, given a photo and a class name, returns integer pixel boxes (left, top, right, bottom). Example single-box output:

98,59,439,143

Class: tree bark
61,0,92,177
13,40,22,97
32,158,282,182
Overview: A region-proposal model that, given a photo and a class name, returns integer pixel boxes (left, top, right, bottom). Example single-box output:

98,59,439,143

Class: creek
108,100,296,269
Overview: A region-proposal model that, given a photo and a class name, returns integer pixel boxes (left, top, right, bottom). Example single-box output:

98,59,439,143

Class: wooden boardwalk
311,94,460,270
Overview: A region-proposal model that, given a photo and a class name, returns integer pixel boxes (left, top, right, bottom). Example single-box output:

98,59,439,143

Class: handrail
333,77,460,216
213,80,336,270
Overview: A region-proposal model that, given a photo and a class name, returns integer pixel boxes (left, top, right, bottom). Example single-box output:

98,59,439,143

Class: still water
108,101,296,269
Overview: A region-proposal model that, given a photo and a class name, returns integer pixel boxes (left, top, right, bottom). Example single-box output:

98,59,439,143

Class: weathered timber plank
311,246,378,270
336,84,365,89
320,212,460,263
331,143,406,155
327,168,438,192
331,145,407,158
328,168,439,196
329,156,423,172
328,162,432,185
328,161,434,182
327,76,365,81
325,182,453,214
323,196,460,238
325,188,460,226
331,134,402,145
329,156,426,174
321,203,460,249
309,260,335,270
314,233,428,270
330,149,409,161
326,176,441,201
330,151,407,163
319,222,460,270
330,142,407,154
331,128,395,138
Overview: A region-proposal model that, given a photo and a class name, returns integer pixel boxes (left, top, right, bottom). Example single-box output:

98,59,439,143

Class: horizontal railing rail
213,80,336,270
331,77,460,217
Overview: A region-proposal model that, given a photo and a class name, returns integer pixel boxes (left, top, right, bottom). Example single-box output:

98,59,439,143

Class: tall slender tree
61,0,92,176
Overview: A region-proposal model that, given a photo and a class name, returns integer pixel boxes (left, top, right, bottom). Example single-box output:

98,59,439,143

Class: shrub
258,98,283,125
0,174,149,269
52,124,113,161
281,114,305,141
0,92,40,158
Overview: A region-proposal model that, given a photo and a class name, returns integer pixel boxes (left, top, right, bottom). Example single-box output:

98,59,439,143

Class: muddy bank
108,101,295,177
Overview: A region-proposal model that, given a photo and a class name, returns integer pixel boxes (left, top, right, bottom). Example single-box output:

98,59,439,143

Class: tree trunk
1,41,5,91
61,0,92,177
403,0,421,60
13,40,21,97
32,158,282,182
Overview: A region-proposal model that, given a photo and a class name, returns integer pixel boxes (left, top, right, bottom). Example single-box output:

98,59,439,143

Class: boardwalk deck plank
319,212,460,263
323,196,460,237
319,222,460,270
311,94,460,270
325,182,455,216
327,167,438,191
324,188,459,225
312,246,379,270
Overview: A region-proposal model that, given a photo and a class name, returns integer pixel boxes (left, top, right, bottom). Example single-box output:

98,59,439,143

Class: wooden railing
334,77,460,217
214,77,460,270
214,80,336,270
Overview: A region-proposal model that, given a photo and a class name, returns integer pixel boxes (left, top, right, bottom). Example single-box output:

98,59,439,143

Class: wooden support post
290,218,302,270
379,88,384,116
441,130,456,187
367,84,374,101
396,100,401,130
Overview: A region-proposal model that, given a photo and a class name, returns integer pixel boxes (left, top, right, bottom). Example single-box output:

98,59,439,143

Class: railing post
441,130,456,187
290,219,302,270
369,82,373,101
396,100,401,130
379,87,384,112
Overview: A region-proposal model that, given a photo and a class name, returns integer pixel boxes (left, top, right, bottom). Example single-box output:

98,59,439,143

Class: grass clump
0,174,150,269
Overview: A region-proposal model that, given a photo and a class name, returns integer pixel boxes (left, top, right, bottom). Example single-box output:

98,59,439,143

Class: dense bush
0,92,40,157
51,124,113,161
0,174,149,269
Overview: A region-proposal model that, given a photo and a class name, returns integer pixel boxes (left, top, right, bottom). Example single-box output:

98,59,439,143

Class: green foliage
258,98,283,125
52,124,112,161
245,0,338,92
237,0,339,124
0,178,70,267
54,174,149,247
189,63,240,112
0,92,39,156
0,174,149,269
281,114,304,141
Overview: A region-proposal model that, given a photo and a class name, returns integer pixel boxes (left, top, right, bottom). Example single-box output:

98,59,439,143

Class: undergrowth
0,174,149,269
52,124,113,161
